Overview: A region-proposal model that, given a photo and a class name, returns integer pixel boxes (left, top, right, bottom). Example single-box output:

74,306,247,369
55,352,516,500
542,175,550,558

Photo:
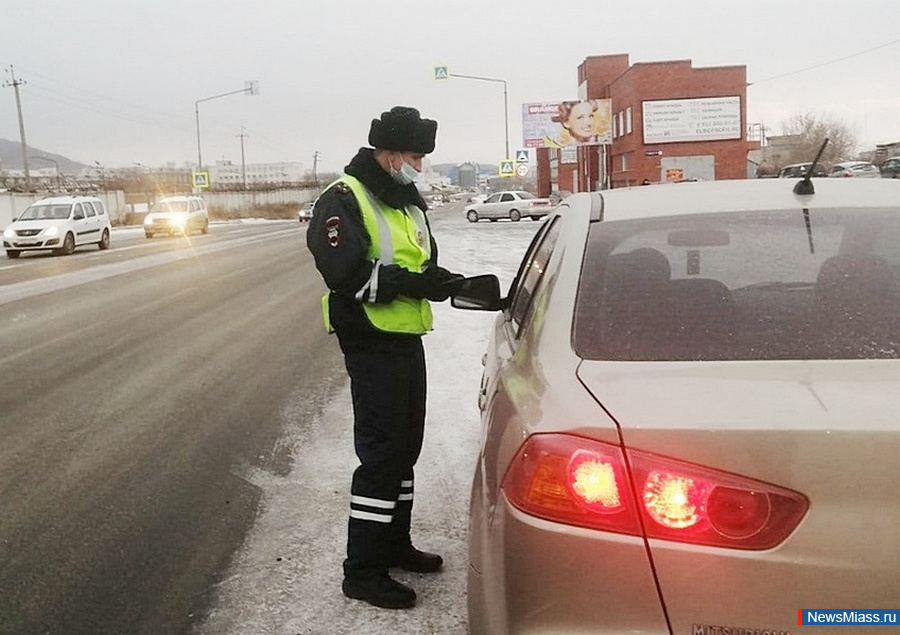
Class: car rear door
81,201,101,244
70,203,89,245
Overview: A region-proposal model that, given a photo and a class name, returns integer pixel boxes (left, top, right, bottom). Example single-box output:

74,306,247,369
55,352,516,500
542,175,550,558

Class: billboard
522,99,612,148
642,96,741,144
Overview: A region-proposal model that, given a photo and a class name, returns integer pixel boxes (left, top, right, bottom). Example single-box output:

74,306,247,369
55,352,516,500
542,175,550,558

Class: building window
626,107,632,134
621,153,628,171
618,111,625,138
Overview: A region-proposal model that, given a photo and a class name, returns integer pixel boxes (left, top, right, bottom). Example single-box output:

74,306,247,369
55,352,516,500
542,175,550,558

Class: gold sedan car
456,178,900,634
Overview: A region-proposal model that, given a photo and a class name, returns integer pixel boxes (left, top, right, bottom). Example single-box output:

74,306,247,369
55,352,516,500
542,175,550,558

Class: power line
749,39,900,86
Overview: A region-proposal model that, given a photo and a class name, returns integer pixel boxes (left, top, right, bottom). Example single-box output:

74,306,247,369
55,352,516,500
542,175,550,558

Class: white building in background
415,158,451,192
208,160,306,186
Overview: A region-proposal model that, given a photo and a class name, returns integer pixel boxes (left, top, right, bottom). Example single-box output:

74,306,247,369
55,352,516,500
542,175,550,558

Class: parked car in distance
298,201,315,222
143,195,209,238
880,157,900,179
464,190,554,223
828,160,881,178
3,195,111,258
777,161,827,178
455,178,900,634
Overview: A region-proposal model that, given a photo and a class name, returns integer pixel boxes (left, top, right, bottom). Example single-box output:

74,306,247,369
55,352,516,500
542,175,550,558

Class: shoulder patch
325,216,342,247
333,182,351,194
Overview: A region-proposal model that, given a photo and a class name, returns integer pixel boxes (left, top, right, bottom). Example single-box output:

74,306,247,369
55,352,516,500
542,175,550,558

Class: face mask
390,155,419,184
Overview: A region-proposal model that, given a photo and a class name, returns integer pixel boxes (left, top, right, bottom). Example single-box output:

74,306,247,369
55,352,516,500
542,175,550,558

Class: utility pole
237,126,248,189
3,66,31,191
312,151,320,188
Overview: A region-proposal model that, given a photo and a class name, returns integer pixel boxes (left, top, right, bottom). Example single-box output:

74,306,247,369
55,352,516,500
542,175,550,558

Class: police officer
306,106,465,609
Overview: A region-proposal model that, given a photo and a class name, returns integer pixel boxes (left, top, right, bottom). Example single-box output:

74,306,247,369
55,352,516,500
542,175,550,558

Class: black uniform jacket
306,148,441,342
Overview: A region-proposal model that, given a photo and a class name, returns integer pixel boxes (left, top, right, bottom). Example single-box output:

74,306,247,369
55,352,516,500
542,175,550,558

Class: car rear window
574,208,900,361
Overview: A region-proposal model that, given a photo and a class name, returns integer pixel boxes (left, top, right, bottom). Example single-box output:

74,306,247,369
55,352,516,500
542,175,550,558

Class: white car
298,201,315,222
828,161,881,178
3,195,111,258
464,190,554,223
144,195,209,238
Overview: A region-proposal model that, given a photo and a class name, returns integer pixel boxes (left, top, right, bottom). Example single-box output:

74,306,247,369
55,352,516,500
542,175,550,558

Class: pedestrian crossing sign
498,160,515,177
192,171,209,189
434,66,449,81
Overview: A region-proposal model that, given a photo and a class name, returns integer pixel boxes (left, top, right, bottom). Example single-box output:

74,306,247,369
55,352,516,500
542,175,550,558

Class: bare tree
780,112,858,166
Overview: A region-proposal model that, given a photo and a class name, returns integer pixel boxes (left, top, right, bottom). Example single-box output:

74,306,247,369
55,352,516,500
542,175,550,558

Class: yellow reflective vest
321,174,433,335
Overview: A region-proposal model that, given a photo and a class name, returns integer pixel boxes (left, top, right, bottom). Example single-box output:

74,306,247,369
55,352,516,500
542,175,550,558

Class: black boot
342,574,417,609
391,546,443,573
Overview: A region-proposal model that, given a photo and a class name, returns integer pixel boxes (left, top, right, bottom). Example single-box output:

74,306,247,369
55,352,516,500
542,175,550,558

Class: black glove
429,266,466,300
401,266,465,302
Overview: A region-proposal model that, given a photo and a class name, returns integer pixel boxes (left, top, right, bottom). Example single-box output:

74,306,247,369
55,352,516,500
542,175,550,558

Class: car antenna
793,138,829,254
793,138,829,196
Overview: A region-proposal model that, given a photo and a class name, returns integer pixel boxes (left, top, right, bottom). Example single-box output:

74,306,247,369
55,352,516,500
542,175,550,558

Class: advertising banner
522,100,612,148
642,96,741,144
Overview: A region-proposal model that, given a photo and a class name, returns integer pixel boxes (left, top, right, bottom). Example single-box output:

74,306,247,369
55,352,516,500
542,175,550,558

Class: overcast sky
2,0,899,173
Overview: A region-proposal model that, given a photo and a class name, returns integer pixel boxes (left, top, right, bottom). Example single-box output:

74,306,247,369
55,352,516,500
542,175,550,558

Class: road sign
192,171,209,189
515,150,529,163
516,164,529,177
434,66,449,81
498,160,515,177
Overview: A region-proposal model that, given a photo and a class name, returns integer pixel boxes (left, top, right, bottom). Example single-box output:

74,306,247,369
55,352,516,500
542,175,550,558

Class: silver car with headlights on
144,195,209,238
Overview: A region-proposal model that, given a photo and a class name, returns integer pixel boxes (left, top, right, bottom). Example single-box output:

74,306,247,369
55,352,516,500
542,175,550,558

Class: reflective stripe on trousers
342,337,426,578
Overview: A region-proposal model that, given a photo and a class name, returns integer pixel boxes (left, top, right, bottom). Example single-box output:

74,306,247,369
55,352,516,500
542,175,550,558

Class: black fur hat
368,106,438,154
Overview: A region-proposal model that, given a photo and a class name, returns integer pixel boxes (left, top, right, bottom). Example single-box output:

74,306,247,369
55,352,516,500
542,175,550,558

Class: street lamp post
195,81,259,170
445,72,509,160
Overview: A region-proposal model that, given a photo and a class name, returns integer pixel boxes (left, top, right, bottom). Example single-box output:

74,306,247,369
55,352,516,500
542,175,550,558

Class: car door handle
477,387,487,411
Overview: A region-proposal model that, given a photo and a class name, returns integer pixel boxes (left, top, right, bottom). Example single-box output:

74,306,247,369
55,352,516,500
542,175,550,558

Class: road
0,220,345,634
0,206,541,634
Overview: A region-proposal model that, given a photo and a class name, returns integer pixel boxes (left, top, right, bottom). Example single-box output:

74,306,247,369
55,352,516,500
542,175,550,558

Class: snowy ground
197,209,543,635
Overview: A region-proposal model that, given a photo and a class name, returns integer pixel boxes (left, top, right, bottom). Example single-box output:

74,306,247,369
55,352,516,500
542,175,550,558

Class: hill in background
0,139,493,178
0,138,92,172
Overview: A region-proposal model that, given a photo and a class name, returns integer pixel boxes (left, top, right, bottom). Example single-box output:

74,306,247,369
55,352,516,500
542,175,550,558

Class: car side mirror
451,274,507,311
73,212,84,220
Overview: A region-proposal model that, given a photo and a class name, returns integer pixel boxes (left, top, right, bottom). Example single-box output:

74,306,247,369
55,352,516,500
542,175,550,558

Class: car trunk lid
576,358,900,634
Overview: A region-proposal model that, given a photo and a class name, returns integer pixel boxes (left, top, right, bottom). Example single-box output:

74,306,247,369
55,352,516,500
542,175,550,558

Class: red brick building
537,54,755,195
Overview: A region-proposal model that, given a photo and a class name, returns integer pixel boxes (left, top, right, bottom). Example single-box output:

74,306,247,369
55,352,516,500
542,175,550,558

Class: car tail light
502,434,808,550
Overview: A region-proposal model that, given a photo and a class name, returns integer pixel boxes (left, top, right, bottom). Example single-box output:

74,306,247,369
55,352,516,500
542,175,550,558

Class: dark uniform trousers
339,334,426,579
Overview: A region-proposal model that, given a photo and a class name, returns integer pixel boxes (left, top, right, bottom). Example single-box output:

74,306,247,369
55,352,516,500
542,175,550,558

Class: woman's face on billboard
564,101,596,141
